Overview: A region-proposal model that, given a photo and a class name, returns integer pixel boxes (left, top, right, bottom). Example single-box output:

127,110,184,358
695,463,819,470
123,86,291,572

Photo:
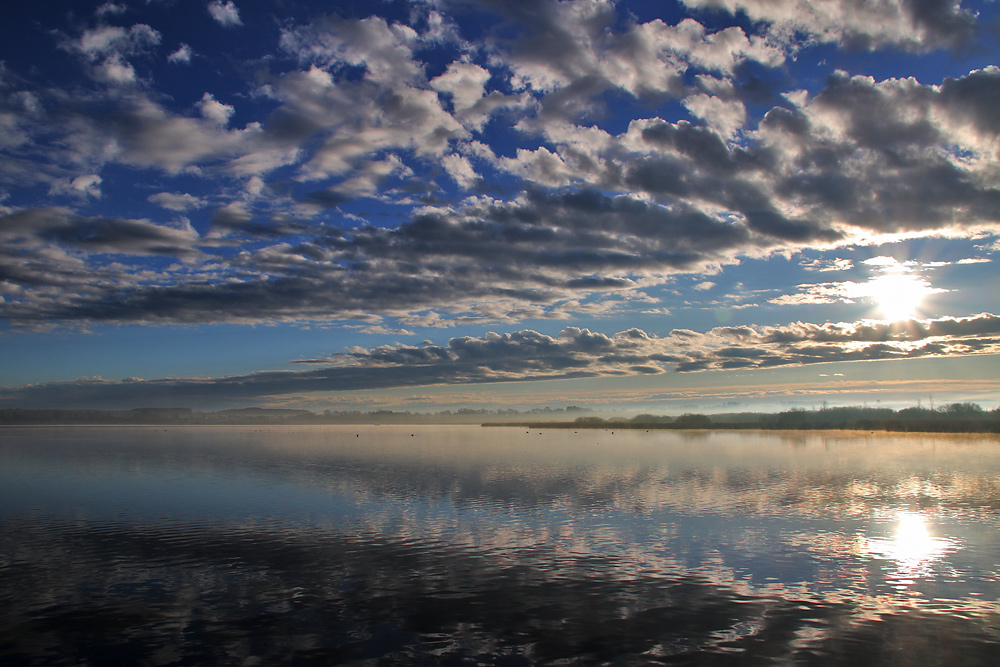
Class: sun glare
850,273,937,321
862,511,955,580
891,512,942,565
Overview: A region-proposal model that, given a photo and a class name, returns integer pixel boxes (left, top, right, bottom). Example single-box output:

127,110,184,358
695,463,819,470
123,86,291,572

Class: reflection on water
860,511,958,586
1,426,999,665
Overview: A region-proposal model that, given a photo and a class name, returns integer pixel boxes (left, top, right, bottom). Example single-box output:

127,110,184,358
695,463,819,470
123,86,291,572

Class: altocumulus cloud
3,314,997,409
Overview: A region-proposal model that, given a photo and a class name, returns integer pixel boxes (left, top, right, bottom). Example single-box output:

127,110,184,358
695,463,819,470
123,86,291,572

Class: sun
850,273,937,321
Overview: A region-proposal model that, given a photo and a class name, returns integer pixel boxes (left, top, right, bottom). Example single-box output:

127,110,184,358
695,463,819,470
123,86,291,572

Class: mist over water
2,426,999,665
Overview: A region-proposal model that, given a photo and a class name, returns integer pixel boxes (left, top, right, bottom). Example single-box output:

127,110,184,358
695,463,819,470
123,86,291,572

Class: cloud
61,23,161,86
0,207,203,319
751,67,1000,236
482,1,784,131
1,2,998,335
96,3,126,17
2,188,762,327
680,0,978,51
83,93,261,174
497,66,1000,244
429,62,525,132
271,17,471,180
208,1,242,28
0,207,200,256
167,44,193,64
197,92,234,126
71,24,160,60
2,313,997,408
147,192,207,212
280,16,422,85
682,93,747,138
801,258,853,272
768,273,948,311
49,174,103,199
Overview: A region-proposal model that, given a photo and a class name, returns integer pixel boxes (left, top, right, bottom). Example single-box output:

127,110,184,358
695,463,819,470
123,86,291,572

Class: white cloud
679,0,977,51
72,24,160,59
863,256,911,270
280,16,422,86
441,152,478,189
267,16,471,181
95,95,262,174
49,174,103,199
96,2,126,17
64,24,160,87
769,274,948,313
682,93,746,138
95,56,137,84
148,192,207,211
769,282,854,306
801,258,854,272
431,62,491,117
661,19,784,74
197,92,234,126
208,1,242,28
168,44,193,64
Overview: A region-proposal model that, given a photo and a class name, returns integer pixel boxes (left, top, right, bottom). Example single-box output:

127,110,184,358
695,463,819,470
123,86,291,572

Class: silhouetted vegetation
1,403,998,432
0,405,588,426
509,403,1000,433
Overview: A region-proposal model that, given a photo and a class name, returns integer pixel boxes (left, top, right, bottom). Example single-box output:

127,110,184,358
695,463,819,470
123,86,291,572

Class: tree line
513,403,1000,433
0,405,587,426
2,403,998,432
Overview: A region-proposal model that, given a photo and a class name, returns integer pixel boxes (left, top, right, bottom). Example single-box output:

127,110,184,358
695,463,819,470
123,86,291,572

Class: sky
1,0,1000,414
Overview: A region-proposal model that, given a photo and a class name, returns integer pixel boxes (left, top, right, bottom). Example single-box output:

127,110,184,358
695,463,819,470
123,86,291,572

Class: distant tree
574,416,605,425
631,413,674,424
675,413,712,428
944,402,984,414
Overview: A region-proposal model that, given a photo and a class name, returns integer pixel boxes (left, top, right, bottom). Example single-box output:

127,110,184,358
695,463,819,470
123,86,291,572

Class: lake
1,425,999,665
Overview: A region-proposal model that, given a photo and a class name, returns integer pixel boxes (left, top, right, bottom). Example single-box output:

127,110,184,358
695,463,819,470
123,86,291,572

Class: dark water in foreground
1,426,999,666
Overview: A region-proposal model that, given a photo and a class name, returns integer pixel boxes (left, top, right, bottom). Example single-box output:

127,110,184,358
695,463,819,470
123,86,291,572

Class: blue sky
1,0,999,413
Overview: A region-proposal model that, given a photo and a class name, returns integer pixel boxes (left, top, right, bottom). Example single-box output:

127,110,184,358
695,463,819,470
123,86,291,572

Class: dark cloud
2,189,760,327
762,68,1000,234
0,208,201,311
300,189,351,209
903,0,978,50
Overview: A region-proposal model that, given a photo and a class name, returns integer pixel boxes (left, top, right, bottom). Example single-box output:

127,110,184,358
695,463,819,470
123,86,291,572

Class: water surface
2,425,999,665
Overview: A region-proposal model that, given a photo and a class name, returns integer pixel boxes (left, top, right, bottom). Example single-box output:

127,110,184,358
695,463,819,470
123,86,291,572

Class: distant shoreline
1,403,999,433
482,421,1000,434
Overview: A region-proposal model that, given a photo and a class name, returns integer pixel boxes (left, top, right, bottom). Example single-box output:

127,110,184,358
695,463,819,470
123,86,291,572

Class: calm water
1,426,999,665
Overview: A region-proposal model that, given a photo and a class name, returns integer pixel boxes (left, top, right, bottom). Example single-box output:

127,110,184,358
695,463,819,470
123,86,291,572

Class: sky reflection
2,426,1000,664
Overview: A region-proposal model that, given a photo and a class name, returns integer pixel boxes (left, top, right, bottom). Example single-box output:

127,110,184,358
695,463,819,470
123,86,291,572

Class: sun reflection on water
861,511,956,582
